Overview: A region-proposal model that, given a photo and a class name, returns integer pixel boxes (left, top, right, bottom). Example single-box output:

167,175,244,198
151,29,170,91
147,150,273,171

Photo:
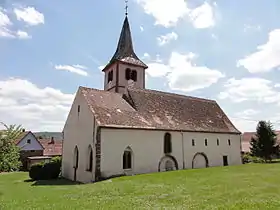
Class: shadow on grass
24,178,81,186
267,160,280,164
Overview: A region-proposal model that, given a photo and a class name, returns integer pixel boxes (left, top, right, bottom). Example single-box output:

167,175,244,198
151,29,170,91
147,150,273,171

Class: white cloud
275,83,280,88
14,7,44,26
157,32,178,46
188,2,215,29
211,33,218,40
98,65,105,70
230,117,259,132
136,0,216,28
0,8,32,39
55,65,89,76
0,78,74,131
140,26,144,31
218,78,280,104
146,52,224,92
237,29,280,73
234,109,260,119
229,109,261,132
136,0,189,27
16,30,31,39
142,53,151,60
243,24,261,32
0,9,14,38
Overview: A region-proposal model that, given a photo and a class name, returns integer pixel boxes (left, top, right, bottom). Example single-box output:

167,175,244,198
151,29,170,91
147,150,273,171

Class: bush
242,153,251,164
29,157,62,180
250,156,265,163
41,161,61,179
29,162,44,180
51,156,62,164
242,154,265,164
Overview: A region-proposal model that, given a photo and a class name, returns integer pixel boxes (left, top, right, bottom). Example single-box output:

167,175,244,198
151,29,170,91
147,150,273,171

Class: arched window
205,139,208,146
217,138,220,146
131,70,137,81
125,68,131,80
164,133,172,154
123,147,132,169
73,146,79,169
86,145,93,171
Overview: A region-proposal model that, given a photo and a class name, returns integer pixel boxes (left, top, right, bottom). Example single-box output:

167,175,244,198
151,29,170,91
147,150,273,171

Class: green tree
0,123,23,172
250,120,278,162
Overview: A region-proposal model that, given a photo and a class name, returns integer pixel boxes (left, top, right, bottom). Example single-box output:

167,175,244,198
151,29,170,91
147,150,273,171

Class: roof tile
81,86,241,134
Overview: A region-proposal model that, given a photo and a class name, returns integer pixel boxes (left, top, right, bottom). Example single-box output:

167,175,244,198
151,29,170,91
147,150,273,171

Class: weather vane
125,0,128,16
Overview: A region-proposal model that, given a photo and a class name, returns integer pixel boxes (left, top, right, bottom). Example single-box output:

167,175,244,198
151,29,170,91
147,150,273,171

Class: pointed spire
107,16,147,69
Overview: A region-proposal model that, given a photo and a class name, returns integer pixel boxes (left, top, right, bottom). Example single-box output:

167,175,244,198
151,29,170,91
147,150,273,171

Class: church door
192,153,208,169
159,156,177,172
73,146,79,181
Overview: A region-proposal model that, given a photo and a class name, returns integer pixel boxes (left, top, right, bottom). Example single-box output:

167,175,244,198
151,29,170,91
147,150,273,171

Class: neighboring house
62,14,242,184
14,130,44,170
241,131,280,154
39,137,63,157
27,137,63,170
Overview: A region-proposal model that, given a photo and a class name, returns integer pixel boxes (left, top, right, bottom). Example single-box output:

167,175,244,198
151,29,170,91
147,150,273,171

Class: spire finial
125,0,128,16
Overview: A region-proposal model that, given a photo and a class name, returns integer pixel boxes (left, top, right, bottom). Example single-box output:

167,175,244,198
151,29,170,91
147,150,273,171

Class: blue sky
1,0,280,132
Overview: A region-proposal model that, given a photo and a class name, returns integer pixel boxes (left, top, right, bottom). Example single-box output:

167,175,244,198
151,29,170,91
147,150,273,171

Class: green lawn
1,164,280,210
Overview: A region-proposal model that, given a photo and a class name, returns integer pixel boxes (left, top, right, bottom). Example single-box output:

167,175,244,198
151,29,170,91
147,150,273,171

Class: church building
62,14,242,183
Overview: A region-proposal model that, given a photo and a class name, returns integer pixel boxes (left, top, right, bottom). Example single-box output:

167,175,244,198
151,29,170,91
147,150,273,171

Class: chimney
50,137,54,144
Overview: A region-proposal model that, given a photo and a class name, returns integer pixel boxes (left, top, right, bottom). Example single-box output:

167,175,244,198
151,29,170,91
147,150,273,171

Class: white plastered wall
100,128,242,178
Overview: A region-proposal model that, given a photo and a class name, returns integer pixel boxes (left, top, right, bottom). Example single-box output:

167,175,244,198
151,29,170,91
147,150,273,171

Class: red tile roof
80,86,241,134
241,131,280,152
39,139,62,156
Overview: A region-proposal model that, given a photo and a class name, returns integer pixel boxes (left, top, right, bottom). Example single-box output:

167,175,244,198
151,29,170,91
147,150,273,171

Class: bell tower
101,2,148,94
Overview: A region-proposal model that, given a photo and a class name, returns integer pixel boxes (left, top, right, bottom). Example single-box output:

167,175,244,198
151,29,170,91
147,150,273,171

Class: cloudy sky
1,0,280,132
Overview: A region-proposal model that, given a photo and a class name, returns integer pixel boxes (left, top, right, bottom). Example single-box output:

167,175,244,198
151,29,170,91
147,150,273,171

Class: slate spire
108,16,147,68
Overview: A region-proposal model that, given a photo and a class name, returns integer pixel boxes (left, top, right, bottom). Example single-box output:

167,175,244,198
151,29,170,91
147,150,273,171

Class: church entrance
192,152,209,169
158,155,178,172
73,146,79,181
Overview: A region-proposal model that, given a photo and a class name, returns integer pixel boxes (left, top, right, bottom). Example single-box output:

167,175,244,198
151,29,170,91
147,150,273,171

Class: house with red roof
14,130,44,169
13,130,62,170
241,131,280,153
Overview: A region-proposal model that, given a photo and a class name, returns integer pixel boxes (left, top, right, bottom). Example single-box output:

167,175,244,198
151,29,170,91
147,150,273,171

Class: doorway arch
73,146,79,181
158,155,178,172
192,152,209,169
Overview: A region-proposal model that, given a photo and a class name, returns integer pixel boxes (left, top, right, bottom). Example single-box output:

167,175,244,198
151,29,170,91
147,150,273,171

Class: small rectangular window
78,105,80,113
205,139,208,146
217,139,219,146
228,139,231,146
31,150,35,152
192,139,195,146
27,139,31,144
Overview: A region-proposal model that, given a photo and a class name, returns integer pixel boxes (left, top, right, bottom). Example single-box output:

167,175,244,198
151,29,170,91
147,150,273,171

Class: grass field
1,164,280,210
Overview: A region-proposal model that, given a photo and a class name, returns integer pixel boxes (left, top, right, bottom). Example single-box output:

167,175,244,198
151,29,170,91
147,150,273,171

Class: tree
0,123,23,172
250,120,278,162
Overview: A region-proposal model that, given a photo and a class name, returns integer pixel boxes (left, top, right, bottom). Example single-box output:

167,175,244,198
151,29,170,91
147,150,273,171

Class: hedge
29,157,62,180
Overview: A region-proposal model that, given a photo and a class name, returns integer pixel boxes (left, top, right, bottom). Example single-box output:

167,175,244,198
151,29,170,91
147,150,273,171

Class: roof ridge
128,87,216,103
79,86,121,95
